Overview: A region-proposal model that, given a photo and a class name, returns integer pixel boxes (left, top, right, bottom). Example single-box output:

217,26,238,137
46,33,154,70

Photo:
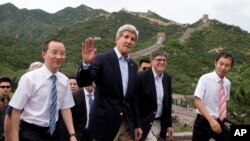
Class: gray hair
149,50,169,60
116,24,139,41
28,61,43,72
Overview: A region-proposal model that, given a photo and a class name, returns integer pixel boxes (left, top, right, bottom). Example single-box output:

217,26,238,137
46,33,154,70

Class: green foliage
228,87,250,124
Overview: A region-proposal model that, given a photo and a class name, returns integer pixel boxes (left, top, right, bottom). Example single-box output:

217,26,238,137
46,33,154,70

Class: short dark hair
42,39,63,52
149,50,168,60
216,52,234,66
0,77,11,84
68,76,76,80
139,59,150,66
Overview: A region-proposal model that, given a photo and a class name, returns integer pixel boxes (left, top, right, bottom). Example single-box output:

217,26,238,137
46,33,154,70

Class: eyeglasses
153,58,166,62
0,86,11,89
142,67,151,70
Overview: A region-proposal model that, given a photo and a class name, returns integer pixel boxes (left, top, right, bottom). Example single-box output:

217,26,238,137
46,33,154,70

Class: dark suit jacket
71,88,88,139
57,88,88,141
137,69,172,140
76,49,139,141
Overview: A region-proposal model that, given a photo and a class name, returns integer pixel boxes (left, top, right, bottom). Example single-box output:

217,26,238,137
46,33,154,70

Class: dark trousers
192,114,229,141
57,117,91,141
76,129,92,141
19,121,57,141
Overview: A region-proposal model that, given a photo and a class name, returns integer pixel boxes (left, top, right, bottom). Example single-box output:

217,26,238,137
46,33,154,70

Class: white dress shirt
84,88,94,128
152,68,164,118
9,65,75,127
114,47,129,96
194,71,231,119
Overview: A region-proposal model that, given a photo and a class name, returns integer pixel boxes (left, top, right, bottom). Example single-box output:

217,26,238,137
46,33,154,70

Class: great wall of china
129,14,211,59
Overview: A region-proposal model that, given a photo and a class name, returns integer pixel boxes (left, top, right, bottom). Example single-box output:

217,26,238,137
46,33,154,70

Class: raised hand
82,37,96,64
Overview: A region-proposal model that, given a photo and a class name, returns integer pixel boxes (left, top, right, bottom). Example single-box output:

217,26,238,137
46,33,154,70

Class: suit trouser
19,120,57,141
192,114,229,141
113,117,133,141
76,128,92,141
92,117,133,141
145,119,165,141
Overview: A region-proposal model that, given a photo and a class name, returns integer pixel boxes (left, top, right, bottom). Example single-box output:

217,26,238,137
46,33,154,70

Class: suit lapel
147,69,157,103
82,88,87,115
109,50,124,98
125,59,135,98
80,88,87,117
162,73,168,99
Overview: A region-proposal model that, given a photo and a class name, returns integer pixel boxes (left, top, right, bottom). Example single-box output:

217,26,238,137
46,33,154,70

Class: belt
21,120,49,132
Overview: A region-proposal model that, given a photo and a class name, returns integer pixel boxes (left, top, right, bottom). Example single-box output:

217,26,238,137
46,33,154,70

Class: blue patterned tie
49,75,57,135
88,94,93,109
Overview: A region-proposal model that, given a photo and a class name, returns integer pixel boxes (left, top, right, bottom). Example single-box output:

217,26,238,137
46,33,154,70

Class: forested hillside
0,3,249,124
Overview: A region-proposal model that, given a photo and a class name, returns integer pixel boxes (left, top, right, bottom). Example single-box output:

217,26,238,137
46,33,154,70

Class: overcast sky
1,0,250,32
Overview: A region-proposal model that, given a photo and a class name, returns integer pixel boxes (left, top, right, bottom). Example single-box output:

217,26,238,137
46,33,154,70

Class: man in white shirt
9,39,77,141
192,52,233,141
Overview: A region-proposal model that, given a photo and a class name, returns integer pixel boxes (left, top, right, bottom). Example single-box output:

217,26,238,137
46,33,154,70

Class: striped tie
219,80,227,121
49,75,57,135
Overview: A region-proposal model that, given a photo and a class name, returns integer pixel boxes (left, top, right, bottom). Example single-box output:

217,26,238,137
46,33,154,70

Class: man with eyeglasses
0,77,12,140
136,50,174,141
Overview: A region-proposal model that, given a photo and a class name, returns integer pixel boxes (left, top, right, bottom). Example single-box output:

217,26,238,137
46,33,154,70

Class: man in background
69,77,79,93
58,82,95,141
0,77,11,140
138,58,151,72
27,61,43,72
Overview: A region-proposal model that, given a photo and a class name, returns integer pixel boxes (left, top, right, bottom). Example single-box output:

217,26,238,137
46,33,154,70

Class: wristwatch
69,133,76,137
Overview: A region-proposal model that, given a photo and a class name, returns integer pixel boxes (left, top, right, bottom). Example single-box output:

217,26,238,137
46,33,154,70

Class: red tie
219,80,227,121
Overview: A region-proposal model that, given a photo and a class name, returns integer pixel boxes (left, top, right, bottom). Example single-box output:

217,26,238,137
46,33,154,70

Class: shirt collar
84,88,94,96
212,71,224,83
41,65,59,80
114,47,130,61
152,68,163,79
